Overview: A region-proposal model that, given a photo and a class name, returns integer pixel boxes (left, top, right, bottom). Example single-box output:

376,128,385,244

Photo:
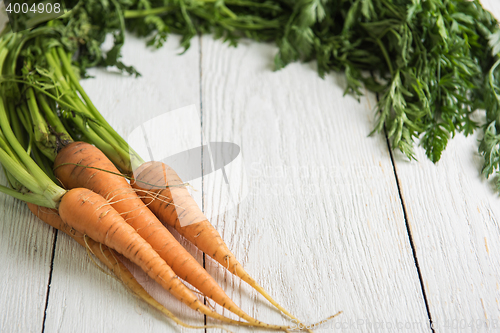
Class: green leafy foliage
3,0,500,189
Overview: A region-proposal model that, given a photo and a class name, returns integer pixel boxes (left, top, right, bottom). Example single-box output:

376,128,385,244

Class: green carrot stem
52,48,134,167
0,184,56,208
0,77,89,116
44,50,87,114
56,48,144,172
0,41,9,67
37,92,73,142
69,112,128,168
123,6,173,18
32,143,58,184
16,106,29,131
0,147,44,195
44,50,75,100
3,167,24,192
87,122,130,165
18,104,34,155
26,87,58,160
0,96,64,202
56,47,142,166
6,101,25,149
0,131,23,166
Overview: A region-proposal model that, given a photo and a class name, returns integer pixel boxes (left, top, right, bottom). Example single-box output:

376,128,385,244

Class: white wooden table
2,1,500,332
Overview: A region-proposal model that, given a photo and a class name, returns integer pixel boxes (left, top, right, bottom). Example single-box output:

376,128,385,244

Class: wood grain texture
389,2,500,331
3,2,500,332
394,133,500,332
0,171,55,333
42,33,205,333
200,35,430,332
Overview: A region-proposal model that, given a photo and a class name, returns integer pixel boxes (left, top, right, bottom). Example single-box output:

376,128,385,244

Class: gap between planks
198,33,209,332
36,34,436,333
379,92,435,333
41,229,58,333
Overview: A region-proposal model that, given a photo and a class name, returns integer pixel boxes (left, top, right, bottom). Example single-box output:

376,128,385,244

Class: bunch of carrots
0,22,339,332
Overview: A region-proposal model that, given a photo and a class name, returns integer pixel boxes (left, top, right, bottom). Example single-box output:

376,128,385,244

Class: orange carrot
27,203,231,332
53,142,279,328
131,161,300,321
56,188,290,330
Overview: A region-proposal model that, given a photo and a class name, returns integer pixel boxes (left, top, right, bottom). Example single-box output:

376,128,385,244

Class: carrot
131,160,300,321
53,141,284,329
0,37,292,332
26,203,232,332
56,188,290,330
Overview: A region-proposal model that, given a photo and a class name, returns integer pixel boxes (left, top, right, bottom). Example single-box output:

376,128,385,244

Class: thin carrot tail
130,161,306,326
58,189,291,331
308,311,343,330
211,293,287,330
196,303,290,331
232,261,313,331
27,203,231,332
54,142,257,323
217,248,301,321
244,275,298,320
85,240,232,332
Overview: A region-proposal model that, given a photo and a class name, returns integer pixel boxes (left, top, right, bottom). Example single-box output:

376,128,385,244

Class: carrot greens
0,29,299,331
4,0,499,329
4,0,500,186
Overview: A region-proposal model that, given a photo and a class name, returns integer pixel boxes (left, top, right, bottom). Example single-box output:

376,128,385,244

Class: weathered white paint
0,4,55,332
390,2,500,331
42,34,204,333
0,173,55,333
199,35,430,332
2,2,500,331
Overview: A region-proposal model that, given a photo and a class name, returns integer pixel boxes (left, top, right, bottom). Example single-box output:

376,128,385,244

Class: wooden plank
1,9,53,332
200,35,430,332
393,133,500,332
0,174,54,333
42,33,205,332
391,1,500,330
